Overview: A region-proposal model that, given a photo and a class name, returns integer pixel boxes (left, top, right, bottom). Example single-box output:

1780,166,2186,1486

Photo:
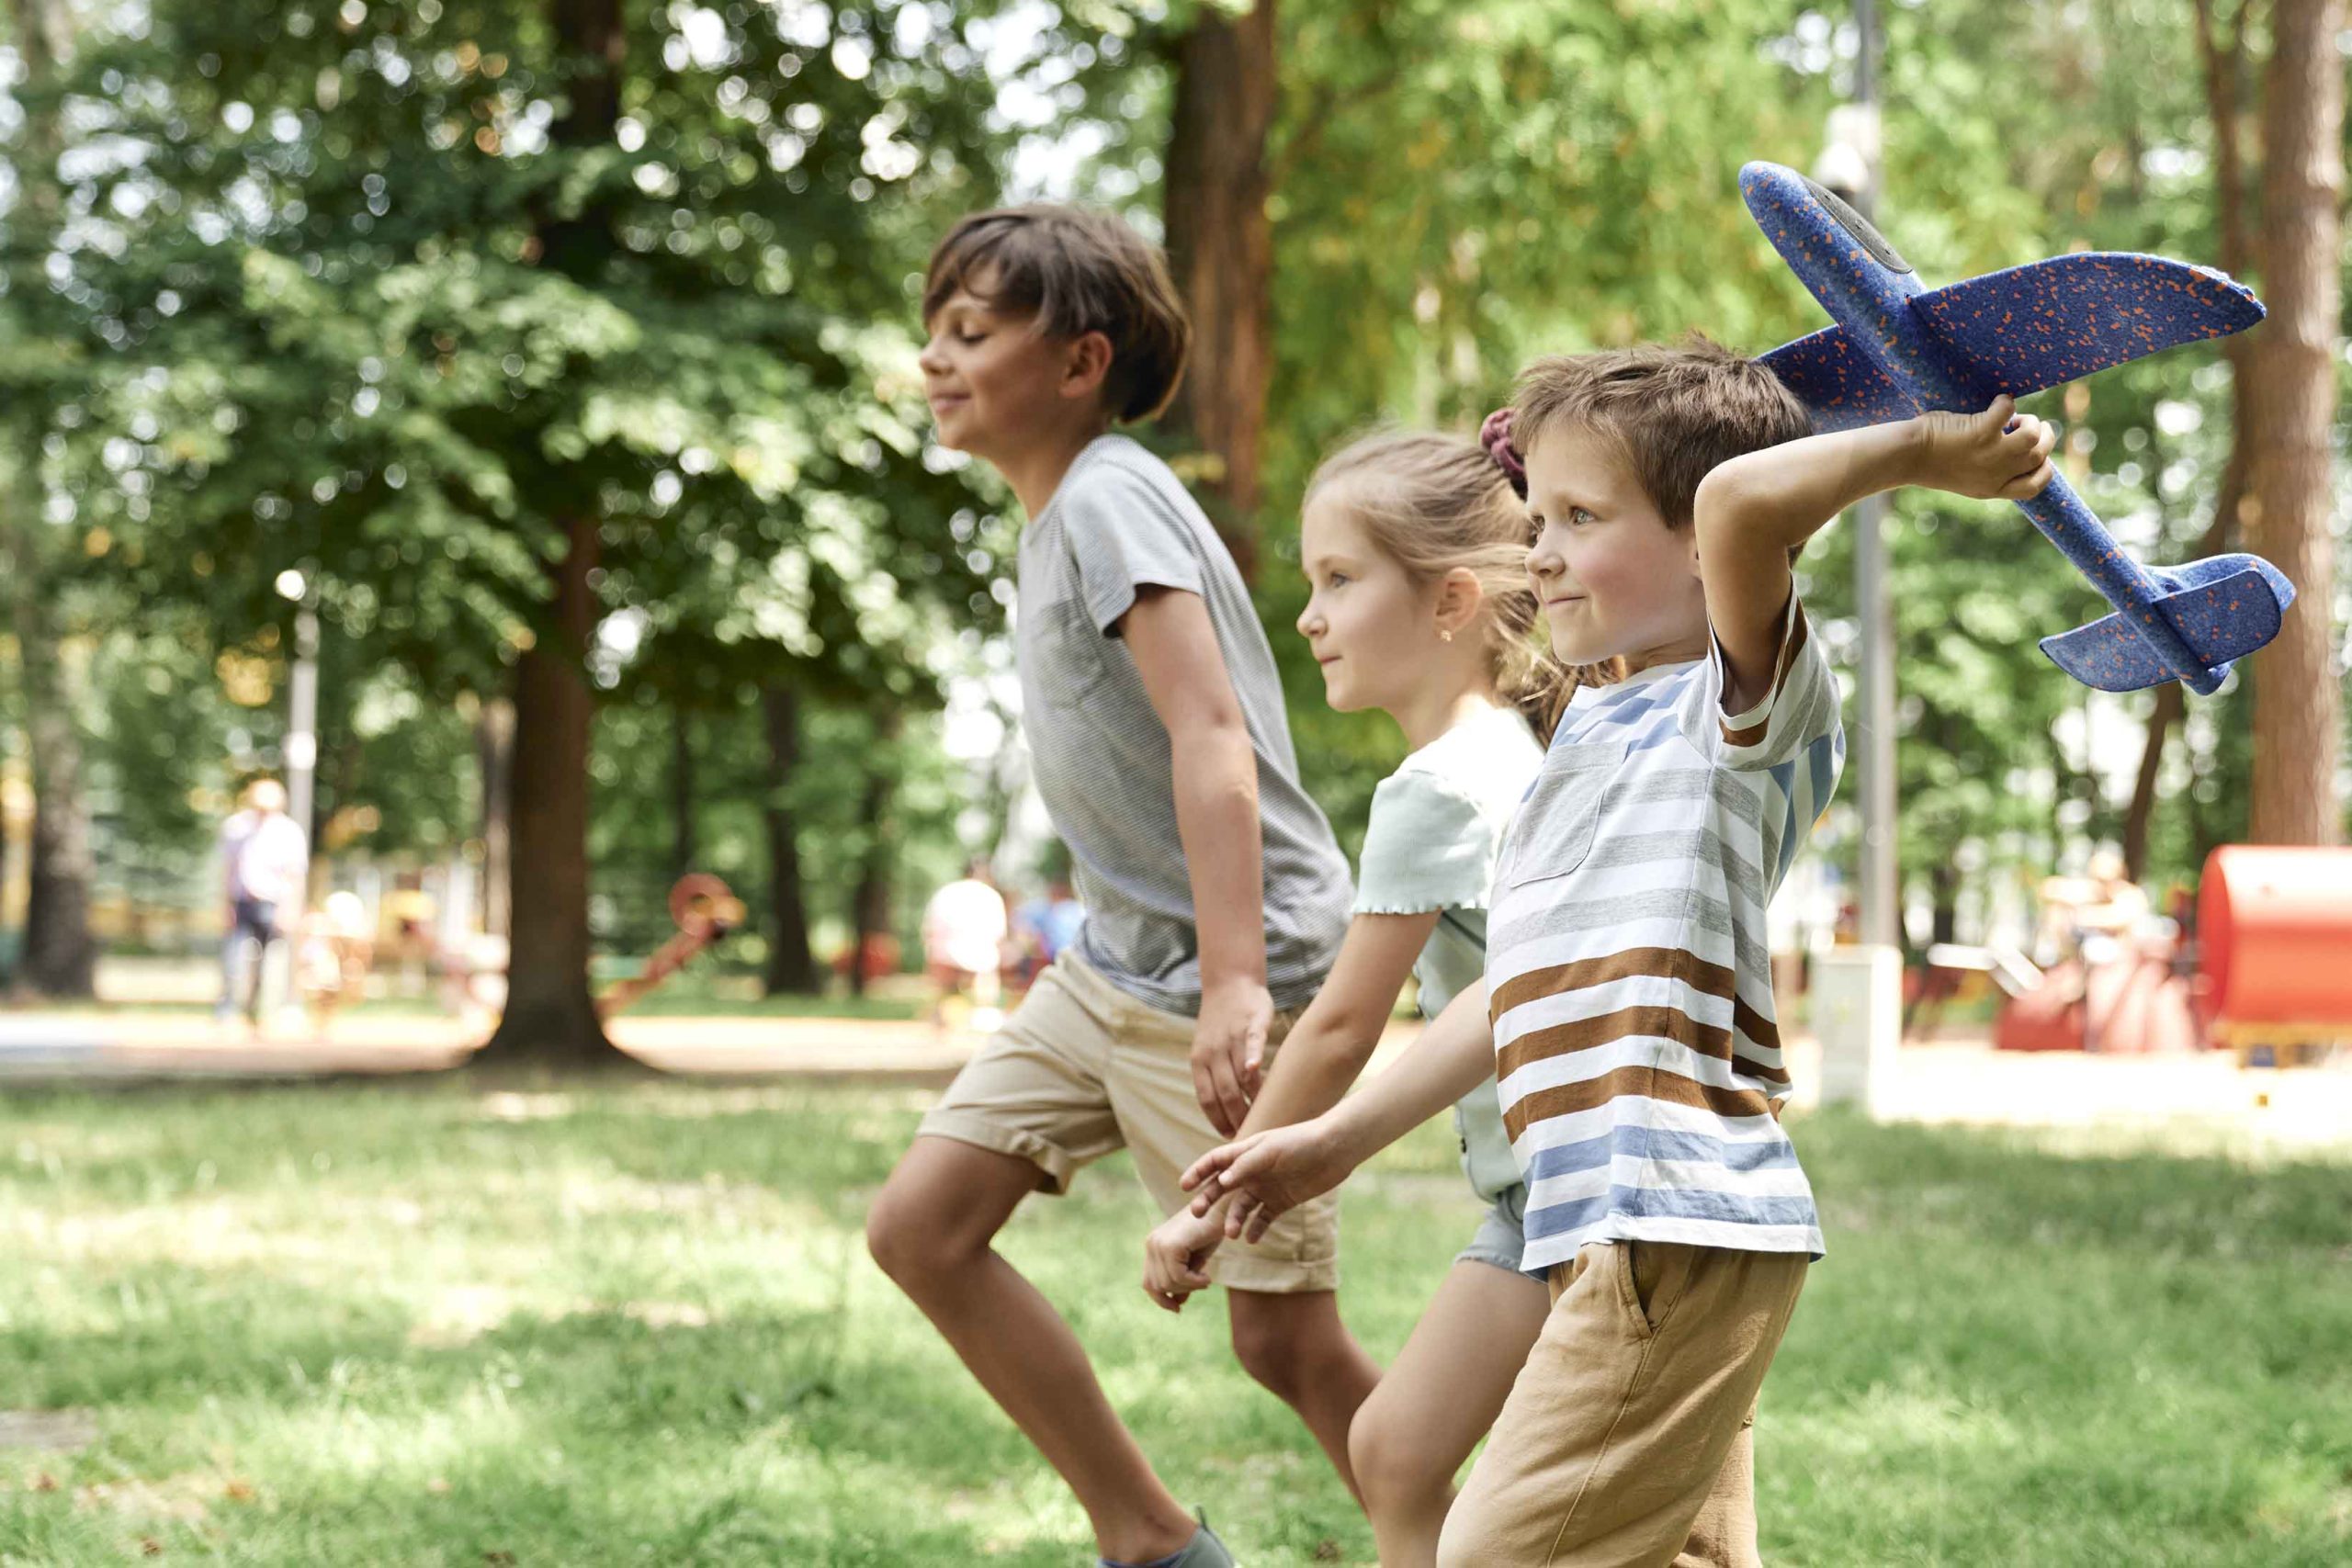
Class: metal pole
1854,496,1897,945
287,606,319,874
1850,0,1899,951
1812,0,1905,1114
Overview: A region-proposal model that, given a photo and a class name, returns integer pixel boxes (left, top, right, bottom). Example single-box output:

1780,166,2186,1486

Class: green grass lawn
3,1078,2347,1565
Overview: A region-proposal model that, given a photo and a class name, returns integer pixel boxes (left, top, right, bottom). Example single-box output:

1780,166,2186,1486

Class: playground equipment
1987,939,2202,1056
595,874,748,1021
1743,162,2290,695
2197,845,2352,1066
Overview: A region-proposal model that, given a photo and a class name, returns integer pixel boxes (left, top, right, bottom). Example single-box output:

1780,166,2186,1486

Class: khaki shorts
916,952,1340,1294
1437,1241,1806,1567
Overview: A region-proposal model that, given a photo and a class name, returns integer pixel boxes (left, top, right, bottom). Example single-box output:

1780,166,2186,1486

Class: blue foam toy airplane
1742,161,2290,695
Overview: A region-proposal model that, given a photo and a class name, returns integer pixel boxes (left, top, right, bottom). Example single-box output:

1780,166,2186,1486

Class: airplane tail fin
2039,554,2296,694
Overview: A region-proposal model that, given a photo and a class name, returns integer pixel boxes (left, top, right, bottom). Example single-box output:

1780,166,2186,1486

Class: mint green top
1352,705,1544,1201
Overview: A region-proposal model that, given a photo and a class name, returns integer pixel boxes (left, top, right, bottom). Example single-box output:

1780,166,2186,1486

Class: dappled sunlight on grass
1777,1371,2030,1465
474,1089,579,1122
2,1081,2346,1563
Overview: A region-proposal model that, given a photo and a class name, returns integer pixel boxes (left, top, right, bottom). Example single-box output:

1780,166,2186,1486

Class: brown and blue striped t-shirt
1487,593,1843,1269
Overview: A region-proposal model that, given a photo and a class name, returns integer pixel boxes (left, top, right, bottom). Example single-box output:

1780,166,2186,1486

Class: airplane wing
1757,325,1917,433
1912,253,2263,403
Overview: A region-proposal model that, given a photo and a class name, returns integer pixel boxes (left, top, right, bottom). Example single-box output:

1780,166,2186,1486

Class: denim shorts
1456,1181,1543,1278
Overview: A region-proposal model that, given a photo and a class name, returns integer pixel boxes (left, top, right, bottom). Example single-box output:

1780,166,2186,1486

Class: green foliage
588,689,965,964
84,624,232,908
17,1,1144,952
1204,1,1842,849
55,0,1037,700
1858,0,2270,898
9,0,2338,957
79,608,481,923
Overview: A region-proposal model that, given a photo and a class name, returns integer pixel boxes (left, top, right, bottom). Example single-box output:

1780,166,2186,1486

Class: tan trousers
1437,1241,1807,1567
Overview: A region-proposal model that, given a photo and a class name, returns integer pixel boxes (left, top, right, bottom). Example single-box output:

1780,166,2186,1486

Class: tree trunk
844,710,899,1000
477,514,615,1064
2120,506,2233,879
4,0,94,998
1159,0,1276,581
473,0,626,1066
758,682,820,995
2245,0,2344,845
2191,0,2256,286
1927,863,1959,949
2131,2,2264,883
669,705,696,885
2120,681,2182,883
10,542,97,999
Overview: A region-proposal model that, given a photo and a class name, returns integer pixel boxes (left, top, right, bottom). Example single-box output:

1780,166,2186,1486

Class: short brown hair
923,204,1192,424
1510,337,1811,526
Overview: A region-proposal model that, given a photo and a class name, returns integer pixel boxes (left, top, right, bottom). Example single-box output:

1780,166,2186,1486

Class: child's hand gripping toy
1743,160,2289,695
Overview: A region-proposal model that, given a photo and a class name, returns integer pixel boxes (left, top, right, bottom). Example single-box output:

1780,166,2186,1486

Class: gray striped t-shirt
1016,435,1352,1017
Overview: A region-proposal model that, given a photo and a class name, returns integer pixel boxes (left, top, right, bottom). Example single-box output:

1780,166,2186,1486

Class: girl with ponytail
1141,424,1566,1564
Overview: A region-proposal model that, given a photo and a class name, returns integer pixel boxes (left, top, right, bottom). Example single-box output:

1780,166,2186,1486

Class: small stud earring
1441,629,1454,643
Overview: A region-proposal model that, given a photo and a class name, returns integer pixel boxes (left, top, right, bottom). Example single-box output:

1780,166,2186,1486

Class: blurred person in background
215,779,308,1028
923,859,1009,1033
1007,874,1086,993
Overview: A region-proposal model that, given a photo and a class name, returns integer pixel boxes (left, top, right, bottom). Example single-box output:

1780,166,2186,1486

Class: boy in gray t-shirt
1013,434,1353,1020
865,204,1373,1568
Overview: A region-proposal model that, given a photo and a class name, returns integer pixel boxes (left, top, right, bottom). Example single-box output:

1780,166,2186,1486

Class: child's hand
1191,978,1272,1136
1141,1204,1228,1313
1180,1115,1352,1244
1911,394,2058,501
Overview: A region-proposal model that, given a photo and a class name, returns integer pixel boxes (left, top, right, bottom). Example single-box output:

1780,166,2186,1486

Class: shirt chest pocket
1027,601,1110,710
1500,739,1625,889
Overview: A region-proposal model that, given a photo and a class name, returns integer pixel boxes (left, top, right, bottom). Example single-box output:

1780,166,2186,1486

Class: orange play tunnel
2198,846,2352,1031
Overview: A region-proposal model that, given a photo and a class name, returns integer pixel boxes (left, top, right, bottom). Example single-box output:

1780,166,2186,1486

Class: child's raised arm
1693,394,2056,711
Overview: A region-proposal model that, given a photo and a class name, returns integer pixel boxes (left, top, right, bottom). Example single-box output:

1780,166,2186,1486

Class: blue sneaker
1097,1509,1235,1568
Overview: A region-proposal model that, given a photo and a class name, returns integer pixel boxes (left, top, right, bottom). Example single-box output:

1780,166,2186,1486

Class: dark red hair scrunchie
1478,407,1526,497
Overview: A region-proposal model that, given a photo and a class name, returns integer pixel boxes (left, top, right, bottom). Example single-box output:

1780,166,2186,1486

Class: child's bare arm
1694,394,2056,709
1315,975,1498,1173
1138,912,1430,1310
1182,977,1498,1242
1121,584,1272,1136
1137,893,1435,1310
1237,910,1436,1134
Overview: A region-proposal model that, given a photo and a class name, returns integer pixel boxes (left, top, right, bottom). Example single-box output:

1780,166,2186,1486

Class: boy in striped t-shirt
1184,341,2056,1564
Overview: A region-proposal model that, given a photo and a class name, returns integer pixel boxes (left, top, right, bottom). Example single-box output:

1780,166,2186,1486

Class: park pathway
1,1007,2345,1148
